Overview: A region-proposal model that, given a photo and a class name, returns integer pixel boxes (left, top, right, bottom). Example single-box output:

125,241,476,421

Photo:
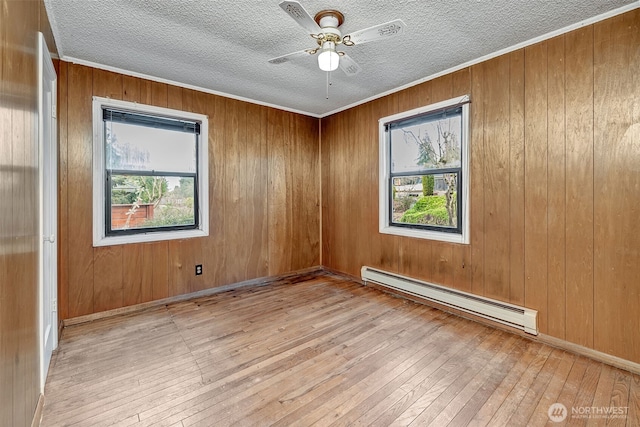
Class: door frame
38,32,58,393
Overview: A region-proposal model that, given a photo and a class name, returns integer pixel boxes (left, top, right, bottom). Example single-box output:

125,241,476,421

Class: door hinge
52,104,57,119
52,298,57,312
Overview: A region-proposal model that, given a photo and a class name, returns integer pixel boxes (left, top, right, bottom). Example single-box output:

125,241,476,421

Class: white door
38,32,58,392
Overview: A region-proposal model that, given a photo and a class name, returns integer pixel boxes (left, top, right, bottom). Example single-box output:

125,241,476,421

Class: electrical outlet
195,264,202,276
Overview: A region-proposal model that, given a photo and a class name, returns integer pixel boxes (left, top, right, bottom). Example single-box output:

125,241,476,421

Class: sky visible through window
107,121,196,189
391,115,461,173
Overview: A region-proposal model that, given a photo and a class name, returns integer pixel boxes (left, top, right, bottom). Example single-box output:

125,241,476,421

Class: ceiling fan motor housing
315,10,344,43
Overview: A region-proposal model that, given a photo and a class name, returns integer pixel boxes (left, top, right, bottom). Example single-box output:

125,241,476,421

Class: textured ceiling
45,0,637,117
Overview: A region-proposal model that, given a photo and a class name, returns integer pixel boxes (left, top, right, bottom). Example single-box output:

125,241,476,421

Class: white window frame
378,95,470,244
92,96,209,247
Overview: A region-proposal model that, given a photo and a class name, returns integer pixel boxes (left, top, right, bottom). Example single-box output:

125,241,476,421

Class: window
92,97,209,246
379,95,470,244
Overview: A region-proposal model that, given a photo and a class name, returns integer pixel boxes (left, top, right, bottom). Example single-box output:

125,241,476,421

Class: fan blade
339,53,362,76
279,1,321,35
268,49,314,65
343,19,406,46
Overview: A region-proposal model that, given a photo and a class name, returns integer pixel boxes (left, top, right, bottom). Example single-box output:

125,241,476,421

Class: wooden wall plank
224,98,249,283
367,95,399,274
151,241,169,300
291,113,305,271
346,107,360,275
323,107,351,275
352,111,364,275
452,68,471,98
168,240,198,296
92,246,123,312
92,68,122,99
245,103,269,279
330,108,352,274
151,81,168,107
203,94,227,287
121,244,143,306
167,84,182,107
320,117,331,268
452,69,472,292
432,243,453,287
139,245,154,303
66,63,95,317
122,75,140,102
593,10,640,361
139,79,153,105
564,26,594,348
523,42,549,333
546,35,567,339
293,113,320,271
92,68,124,313
320,116,331,270
57,60,69,321
289,112,317,271
470,63,485,296
431,74,453,103
358,102,376,276
366,97,391,273
508,50,526,306
482,55,511,301
166,81,182,111
267,108,291,275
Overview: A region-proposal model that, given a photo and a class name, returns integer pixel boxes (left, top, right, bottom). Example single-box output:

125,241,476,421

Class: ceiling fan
269,1,406,77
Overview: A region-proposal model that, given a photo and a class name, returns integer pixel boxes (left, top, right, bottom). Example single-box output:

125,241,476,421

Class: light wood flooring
41,273,640,426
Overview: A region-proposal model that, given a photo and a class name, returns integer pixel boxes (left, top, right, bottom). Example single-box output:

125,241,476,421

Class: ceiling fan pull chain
326,71,329,99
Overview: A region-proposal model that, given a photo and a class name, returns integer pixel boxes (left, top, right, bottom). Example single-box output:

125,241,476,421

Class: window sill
379,225,468,244
93,228,208,247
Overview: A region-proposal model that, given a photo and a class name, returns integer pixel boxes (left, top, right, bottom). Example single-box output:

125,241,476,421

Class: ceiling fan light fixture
317,41,339,71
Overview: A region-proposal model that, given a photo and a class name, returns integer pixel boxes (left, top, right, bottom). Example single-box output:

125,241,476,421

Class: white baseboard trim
536,334,640,376
63,266,323,328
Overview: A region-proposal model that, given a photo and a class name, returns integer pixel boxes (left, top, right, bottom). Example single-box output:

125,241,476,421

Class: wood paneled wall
0,0,57,426
321,10,640,363
57,65,320,320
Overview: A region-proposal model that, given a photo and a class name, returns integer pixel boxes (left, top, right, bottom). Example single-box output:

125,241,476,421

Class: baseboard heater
361,266,538,335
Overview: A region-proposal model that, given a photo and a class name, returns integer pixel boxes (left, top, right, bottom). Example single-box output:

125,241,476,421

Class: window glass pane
106,121,197,173
390,109,462,173
391,173,458,228
110,174,196,231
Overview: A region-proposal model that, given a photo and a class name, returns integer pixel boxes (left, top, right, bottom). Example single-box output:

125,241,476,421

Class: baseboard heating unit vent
361,266,538,335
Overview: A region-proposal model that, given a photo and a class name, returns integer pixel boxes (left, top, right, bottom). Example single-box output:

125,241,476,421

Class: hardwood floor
41,273,640,426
